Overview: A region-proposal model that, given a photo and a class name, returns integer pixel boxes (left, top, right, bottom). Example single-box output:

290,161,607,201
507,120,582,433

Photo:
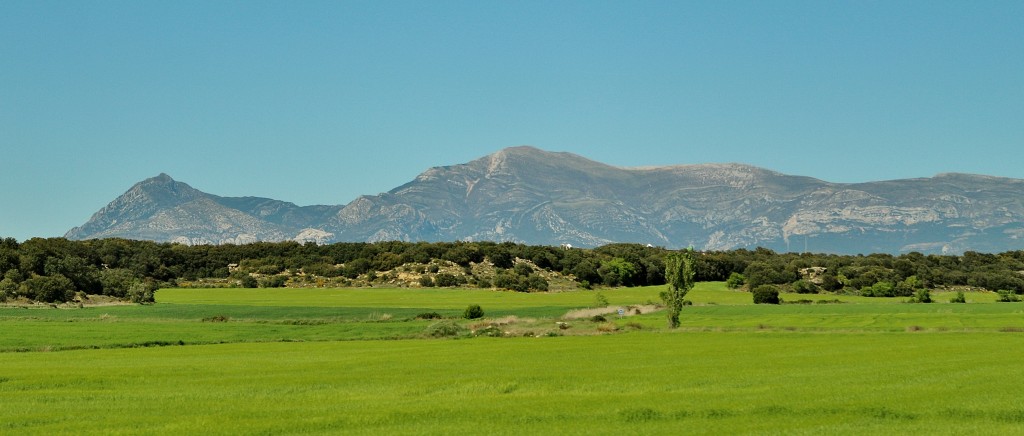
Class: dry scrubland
2,283,1024,434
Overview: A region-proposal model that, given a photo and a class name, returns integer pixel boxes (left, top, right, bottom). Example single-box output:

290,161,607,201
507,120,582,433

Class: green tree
20,274,75,303
661,250,695,329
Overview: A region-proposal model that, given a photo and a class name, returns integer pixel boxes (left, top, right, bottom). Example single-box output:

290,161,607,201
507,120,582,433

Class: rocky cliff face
66,147,1024,254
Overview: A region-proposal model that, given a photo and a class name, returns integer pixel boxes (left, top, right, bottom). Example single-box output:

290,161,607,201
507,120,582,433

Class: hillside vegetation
3,237,1024,305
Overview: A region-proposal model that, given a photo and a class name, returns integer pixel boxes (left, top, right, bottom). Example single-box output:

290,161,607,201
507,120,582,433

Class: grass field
2,283,1024,434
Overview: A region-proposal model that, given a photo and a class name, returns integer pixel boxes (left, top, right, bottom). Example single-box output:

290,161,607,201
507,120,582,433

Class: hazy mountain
66,147,1024,254
64,173,338,245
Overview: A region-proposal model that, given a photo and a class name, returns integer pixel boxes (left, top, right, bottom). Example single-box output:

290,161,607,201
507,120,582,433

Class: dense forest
2,237,1024,304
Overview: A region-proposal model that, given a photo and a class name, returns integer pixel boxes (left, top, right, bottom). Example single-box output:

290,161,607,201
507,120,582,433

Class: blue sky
2,1,1022,241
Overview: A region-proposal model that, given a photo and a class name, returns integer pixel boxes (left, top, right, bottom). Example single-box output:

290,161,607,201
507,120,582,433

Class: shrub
949,291,966,303
590,315,607,322
240,275,258,288
21,274,75,303
127,280,158,304
752,285,780,305
791,279,818,294
725,272,745,289
463,304,484,319
911,288,932,303
425,320,468,338
415,312,443,320
258,275,287,288
514,262,534,276
418,276,435,287
434,273,462,287
594,292,610,307
526,274,548,292
996,290,1020,302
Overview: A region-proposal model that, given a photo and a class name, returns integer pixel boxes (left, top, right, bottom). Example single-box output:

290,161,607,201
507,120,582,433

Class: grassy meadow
2,283,1024,434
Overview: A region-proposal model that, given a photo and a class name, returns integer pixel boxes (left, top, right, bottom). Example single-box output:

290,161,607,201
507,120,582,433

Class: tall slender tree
662,249,696,328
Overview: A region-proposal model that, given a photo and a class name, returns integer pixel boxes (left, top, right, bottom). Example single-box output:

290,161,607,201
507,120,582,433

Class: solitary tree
661,249,695,328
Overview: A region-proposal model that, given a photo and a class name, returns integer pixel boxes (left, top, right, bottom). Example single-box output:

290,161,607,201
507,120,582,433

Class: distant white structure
560,243,573,249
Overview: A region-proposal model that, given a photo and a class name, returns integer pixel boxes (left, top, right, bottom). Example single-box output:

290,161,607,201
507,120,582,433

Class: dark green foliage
418,276,435,287
7,236,1024,304
20,274,75,303
513,262,534,276
590,315,607,322
434,273,463,287
752,285,781,305
240,275,258,288
526,274,548,292
791,279,817,294
415,312,443,320
463,304,484,319
258,276,288,288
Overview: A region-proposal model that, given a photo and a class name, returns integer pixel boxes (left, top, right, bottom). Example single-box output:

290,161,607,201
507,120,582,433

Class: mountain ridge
65,146,1024,254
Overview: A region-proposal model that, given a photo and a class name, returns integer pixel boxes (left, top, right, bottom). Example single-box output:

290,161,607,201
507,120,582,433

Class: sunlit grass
3,333,1024,434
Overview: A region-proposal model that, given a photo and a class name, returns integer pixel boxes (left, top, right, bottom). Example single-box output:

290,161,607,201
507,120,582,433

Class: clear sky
2,1,1022,241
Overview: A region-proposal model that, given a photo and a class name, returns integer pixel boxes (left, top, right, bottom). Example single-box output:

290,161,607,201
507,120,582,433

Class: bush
725,272,745,289
996,290,1020,302
20,274,75,303
418,276,435,287
424,320,468,338
949,291,966,303
258,275,288,288
752,285,780,305
415,312,443,320
514,262,534,276
526,274,548,292
590,315,608,322
911,288,932,303
860,281,896,297
463,304,484,319
240,275,258,288
791,279,817,294
127,280,157,304
594,292,610,307
434,273,462,287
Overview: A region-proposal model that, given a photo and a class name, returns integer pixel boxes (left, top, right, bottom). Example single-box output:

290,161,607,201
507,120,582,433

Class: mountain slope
66,147,1024,254
65,174,338,245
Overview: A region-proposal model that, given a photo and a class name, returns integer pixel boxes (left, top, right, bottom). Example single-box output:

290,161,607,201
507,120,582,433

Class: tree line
2,237,1023,304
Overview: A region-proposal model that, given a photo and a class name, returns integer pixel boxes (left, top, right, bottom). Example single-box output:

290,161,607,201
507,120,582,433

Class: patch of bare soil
562,304,661,320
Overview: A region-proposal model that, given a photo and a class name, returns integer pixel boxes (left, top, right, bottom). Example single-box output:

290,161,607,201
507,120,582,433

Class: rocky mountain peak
66,147,1024,254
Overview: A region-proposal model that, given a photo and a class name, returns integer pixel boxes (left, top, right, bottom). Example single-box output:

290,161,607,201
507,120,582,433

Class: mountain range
65,146,1024,254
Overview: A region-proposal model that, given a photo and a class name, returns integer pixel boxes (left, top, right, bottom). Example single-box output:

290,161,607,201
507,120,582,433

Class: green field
2,283,1024,434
